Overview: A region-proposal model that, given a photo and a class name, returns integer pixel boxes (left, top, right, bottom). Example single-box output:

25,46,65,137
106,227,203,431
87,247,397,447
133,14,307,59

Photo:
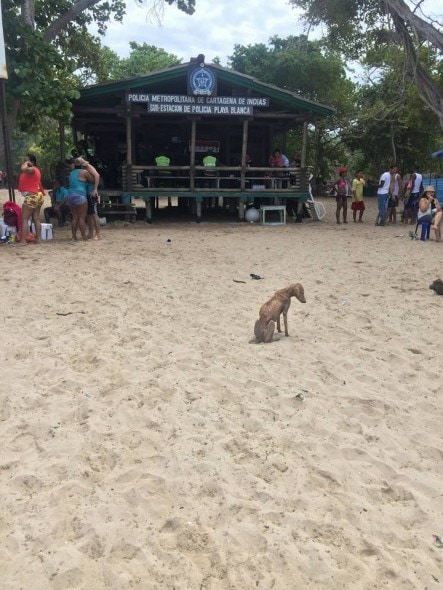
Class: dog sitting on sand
430,279,443,295
254,283,306,343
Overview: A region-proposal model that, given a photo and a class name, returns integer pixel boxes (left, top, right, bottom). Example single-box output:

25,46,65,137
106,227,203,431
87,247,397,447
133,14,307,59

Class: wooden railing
120,165,308,194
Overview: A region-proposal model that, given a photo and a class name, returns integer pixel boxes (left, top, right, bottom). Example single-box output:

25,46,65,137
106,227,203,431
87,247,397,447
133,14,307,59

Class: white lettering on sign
246,97,269,106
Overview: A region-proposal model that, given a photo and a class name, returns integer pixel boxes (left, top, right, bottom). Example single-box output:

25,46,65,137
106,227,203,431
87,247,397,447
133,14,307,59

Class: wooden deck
98,165,311,222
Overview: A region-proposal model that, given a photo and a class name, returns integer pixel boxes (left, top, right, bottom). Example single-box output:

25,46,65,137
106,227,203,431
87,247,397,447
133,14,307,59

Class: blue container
120,193,132,205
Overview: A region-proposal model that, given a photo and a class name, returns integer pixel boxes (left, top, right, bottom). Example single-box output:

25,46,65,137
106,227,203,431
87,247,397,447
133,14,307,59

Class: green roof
75,62,335,118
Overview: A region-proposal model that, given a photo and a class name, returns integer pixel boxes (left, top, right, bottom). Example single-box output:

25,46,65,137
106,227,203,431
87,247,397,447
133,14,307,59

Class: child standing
351,170,366,222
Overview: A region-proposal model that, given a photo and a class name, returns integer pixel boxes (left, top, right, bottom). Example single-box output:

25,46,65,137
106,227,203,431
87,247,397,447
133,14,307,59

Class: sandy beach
1,190,442,589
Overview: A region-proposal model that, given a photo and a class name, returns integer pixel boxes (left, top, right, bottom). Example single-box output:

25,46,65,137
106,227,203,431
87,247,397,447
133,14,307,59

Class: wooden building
71,56,334,222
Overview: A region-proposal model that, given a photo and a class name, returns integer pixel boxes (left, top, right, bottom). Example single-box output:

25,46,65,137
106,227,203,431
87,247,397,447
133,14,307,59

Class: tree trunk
21,0,35,27
385,0,443,52
386,0,443,127
43,0,104,41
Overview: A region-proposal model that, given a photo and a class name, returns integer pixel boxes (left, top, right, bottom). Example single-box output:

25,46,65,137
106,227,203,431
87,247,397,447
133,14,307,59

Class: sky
100,0,309,65
100,0,442,69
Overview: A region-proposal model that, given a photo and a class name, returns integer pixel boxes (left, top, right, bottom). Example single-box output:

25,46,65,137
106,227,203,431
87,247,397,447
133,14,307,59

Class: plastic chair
416,220,431,241
305,174,326,221
154,155,172,189
203,155,217,174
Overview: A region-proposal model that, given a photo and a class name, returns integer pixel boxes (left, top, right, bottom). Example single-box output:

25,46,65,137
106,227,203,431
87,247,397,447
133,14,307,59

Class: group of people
17,153,101,244
333,167,366,224
269,149,301,169
332,164,442,240
376,164,441,240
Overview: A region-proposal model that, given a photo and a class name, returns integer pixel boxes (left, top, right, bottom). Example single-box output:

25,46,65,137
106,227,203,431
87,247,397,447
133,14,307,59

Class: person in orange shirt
18,153,45,244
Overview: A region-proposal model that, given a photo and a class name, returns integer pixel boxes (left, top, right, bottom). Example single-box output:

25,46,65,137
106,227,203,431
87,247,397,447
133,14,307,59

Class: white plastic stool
29,221,54,240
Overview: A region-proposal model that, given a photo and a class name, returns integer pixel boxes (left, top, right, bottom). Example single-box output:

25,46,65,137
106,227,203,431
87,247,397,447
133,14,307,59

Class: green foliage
228,36,356,177
2,0,194,131
288,0,443,125
342,68,441,175
164,0,195,14
96,42,181,82
229,36,354,115
1,0,191,173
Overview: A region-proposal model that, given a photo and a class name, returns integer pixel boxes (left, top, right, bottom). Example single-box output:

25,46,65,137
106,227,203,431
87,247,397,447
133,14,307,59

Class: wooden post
240,119,249,190
301,121,308,167
297,120,310,222
125,105,132,191
190,118,196,190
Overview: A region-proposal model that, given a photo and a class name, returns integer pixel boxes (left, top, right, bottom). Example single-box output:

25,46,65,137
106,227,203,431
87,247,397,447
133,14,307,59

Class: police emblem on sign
188,65,217,96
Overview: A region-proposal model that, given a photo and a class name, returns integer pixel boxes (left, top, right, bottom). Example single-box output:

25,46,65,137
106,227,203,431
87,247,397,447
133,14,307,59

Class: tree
229,36,356,180
342,70,439,175
1,0,194,132
90,42,181,84
288,0,443,126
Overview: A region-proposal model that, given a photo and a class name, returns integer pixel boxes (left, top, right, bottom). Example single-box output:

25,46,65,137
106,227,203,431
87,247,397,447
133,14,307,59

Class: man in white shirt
403,168,423,224
377,164,397,226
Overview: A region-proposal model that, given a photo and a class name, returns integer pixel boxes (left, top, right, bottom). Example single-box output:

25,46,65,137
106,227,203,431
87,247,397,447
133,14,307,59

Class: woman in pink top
334,166,350,224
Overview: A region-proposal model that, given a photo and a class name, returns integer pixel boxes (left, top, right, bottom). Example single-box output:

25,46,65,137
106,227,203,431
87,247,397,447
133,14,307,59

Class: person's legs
20,202,31,244
377,194,388,225
336,197,342,224
92,213,101,240
31,207,42,243
86,214,94,239
77,202,88,240
342,199,347,223
44,206,53,224
432,210,442,242
61,203,71,226
70,205,80,239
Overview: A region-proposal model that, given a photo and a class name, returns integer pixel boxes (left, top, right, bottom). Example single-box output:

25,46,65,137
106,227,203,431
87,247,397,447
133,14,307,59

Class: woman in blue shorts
57,157,99,240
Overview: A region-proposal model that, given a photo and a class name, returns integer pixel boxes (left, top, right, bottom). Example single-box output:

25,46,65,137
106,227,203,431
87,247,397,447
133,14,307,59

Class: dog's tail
254,319,275,343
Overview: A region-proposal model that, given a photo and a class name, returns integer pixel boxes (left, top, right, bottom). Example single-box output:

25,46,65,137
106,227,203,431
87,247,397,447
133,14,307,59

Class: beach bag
3,207,18,229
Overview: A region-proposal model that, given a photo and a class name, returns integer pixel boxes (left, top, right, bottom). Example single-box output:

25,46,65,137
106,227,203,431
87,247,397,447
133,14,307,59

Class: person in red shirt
18,153,45,244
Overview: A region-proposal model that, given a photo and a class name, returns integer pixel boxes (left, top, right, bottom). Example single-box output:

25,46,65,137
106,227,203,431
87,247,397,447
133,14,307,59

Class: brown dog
254,283,306,343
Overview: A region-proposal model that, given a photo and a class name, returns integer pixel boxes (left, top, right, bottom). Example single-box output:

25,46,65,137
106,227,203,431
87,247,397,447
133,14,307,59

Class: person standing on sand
376,164,396,226
56,157,99,241
387,169,402,224
334,166,350,224
18,153,45,244
351,170,366,222
86,178,101,240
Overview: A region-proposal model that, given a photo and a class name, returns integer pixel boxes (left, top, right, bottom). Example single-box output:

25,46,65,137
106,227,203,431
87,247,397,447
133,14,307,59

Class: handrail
121,164,308,192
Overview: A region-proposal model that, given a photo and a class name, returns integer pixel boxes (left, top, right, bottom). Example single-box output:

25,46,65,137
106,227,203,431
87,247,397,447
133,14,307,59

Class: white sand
1,190,442,589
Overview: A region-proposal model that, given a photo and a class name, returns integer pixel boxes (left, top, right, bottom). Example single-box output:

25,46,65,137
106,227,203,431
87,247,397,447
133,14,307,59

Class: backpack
3,207,18,229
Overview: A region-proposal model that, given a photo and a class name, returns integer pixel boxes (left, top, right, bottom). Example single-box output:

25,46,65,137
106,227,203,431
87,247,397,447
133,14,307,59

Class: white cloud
100,0,307,65
99,0,442,66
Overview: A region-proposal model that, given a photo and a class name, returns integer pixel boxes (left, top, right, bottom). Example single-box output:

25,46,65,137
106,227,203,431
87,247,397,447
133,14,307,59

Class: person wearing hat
334,166,351,224
419,185,442,241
